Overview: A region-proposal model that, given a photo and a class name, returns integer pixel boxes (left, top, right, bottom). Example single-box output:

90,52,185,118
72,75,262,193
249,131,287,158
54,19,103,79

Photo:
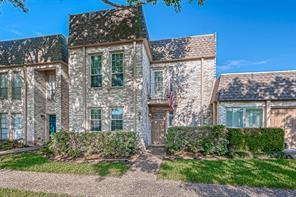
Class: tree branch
100,0,128,8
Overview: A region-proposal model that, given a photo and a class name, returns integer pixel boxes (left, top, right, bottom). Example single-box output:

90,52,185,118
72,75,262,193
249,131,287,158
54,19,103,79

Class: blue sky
0,0,295,75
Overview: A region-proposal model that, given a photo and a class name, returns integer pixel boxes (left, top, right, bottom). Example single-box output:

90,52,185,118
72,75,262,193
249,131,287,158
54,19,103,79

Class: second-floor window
90,108,102,131
12,72,22,100
111,53,124,87
0,113,8,140
91,55,102,88
0,73,8,99
47,74,56,100
152,70,163,97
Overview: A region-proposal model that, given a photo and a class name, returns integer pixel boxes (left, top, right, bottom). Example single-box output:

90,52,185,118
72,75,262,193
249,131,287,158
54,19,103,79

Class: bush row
227,128,285,153
166,126,285,155
166,125,229,155
47,131,138,158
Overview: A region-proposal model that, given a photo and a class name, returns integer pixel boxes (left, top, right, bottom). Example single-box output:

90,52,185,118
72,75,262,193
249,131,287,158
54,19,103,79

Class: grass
159,159,296,189
0,152,129,177
0,188,69,197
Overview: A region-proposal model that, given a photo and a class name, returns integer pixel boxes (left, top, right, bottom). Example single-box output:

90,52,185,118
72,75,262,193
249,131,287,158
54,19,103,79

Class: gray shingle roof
150,34,216,62
68,6,149,47
0,35,68,66
216,71,296,101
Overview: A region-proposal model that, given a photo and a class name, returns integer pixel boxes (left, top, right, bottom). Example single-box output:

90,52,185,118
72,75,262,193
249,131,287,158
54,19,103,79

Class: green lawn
0,152,129,177
159,159,296,189
0,188,69,197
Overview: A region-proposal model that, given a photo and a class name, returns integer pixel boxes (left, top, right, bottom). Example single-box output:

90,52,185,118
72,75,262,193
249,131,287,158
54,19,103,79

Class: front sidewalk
0,148,295,197
0,170,295,197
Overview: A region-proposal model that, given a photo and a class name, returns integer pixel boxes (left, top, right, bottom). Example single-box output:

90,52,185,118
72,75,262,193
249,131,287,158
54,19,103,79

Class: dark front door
151,112,166,145
49,115,56,135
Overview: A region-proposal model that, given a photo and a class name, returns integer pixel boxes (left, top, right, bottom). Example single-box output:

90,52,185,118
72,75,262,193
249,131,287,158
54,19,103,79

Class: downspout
24,66,28,145
200,58,204,125
83,47,87,131
132,42,137,133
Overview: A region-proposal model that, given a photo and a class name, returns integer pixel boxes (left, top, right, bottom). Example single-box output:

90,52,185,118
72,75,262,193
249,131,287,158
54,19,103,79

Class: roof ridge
150,33,216,43
0,34,66,43
220,70,296,76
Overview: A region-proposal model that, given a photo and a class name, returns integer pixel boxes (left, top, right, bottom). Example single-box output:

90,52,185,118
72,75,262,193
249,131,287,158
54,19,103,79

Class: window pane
12,114,23,139
154,71,163,95
226,108,243,128
169,112,174,127
111,108,123,131
47,75,56,100
246,109,263,128
111,74,123,87
0,114,8,140
91,55,102,87
90,109,101,131
111,120,123,131
111,53,123,87
12,72,22,100
226,110,233,127
0,74,8,99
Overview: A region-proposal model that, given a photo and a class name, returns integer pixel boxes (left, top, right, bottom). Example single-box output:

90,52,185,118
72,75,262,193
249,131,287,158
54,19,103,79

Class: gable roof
215,71,296,101
150,34,216,62
0,35,68,67
68,6,149,47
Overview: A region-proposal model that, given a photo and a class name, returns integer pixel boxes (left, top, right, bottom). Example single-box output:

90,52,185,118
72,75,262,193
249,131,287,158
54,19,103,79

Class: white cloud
33,32,43,36
219,59,270,71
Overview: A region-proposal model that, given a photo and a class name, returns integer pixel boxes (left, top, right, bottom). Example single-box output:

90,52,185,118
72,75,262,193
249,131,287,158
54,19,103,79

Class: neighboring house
0,7,295,148
68,7,216,146
212,71,296,148
0,35,69,145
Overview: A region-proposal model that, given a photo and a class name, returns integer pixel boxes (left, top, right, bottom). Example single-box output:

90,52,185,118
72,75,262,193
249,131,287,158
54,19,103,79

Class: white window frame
90,108,102,131
0,113,8,140
111,108,123,131
90,55,102,88
47,74,56,100
226,107,263,128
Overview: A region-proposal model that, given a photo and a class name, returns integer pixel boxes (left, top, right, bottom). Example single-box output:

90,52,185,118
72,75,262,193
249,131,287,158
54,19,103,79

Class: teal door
49,115,56,135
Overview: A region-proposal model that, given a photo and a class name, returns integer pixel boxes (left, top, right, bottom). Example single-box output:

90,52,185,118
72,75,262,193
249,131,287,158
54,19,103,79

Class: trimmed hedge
48,131,138,159
166,125,229,155
166,126,285,156
227,128,285,153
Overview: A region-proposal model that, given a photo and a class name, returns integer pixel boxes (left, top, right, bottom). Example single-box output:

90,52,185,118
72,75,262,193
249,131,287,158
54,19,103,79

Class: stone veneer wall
0,63,69,145
0,67,25,140
68,42,149,144
150,57,216,126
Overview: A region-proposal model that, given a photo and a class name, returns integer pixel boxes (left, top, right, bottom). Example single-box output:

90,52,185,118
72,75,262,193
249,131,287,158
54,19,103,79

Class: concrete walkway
0,148,295,196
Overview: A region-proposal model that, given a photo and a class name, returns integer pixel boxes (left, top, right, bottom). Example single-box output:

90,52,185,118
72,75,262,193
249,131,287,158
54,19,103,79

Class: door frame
150,107,168,146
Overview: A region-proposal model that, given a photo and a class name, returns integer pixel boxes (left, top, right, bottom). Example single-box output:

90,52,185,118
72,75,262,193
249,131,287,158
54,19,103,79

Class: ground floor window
90,108,102,131
12,114,22,139
226,108,263,128
0,113,8,140
111,108,123,131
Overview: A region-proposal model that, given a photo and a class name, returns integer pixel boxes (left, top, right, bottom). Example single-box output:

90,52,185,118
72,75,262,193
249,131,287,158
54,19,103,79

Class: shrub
227,128,285,154
166,125,229,156
47,131,138,159
0,140,25,151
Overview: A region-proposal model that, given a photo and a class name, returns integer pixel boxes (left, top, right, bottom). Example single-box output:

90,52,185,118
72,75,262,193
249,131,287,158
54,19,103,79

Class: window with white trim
0,113,8,140
226,108,263,128
0,73,8,99
90,108,102,131
90,55,102,87
111,108,123,131
111,53,124,87
12,114,23,139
